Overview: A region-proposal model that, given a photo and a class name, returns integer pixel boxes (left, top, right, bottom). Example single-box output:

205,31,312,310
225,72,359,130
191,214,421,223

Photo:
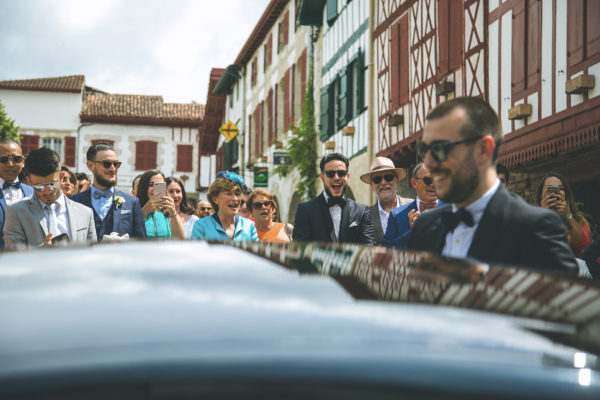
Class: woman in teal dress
191,175,257,241
137,170,185,240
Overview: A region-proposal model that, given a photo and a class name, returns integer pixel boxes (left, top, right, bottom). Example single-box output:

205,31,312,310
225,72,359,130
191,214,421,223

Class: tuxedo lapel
317,194,336,242
468,186,505,261
369,203,383,243
338,200,351,242
31,197,49,236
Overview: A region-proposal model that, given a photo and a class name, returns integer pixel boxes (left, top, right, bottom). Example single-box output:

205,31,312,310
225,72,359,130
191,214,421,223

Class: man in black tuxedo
293,153,374,245
407,97,577,273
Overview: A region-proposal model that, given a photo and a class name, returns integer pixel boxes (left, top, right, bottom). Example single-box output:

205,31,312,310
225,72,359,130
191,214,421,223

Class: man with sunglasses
382,163,445,248
360,157,412,245
197,200,213,218
3,147,96,249
406,97,576,272
293,153,374,245
0,138,34,248
70,142,146,242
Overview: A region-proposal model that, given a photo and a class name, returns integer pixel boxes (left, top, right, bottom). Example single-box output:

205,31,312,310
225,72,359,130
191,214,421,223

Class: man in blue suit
70,142,146,242
382,163,444,248
1,138,34,249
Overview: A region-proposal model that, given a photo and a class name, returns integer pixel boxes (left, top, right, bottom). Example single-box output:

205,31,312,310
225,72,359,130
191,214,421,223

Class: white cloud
49,0,120,34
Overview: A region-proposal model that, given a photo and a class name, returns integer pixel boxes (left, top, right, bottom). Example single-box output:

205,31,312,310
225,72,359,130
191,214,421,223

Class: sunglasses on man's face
414,176,434,185
94,160,122,169
371,174,395,185
416,136,482,162
0,155,24,164
323,170,348,179
199,207,212,211
32,181,60,192
252,200,274,210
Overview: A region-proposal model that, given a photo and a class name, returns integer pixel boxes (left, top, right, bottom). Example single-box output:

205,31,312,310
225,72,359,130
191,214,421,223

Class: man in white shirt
0,138,34,248
407,97,577,273
3,147,96,249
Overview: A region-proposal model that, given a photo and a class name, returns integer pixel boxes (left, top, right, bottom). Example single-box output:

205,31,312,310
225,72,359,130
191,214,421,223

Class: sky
0,0,271,104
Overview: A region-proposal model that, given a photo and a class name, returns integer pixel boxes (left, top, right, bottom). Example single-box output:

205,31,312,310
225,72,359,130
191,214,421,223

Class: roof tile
0,75,85,93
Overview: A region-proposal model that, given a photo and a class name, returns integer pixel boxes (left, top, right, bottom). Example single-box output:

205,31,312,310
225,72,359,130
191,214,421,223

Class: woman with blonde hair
248,189,293,243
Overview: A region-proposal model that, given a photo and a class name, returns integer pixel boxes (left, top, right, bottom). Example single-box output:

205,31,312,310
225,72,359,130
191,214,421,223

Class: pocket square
349,221,358,228
120,209,131,215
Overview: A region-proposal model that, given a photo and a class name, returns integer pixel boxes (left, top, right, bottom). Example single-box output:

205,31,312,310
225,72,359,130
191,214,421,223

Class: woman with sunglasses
137,170,185,240
60,167,78,197
248,189,293,243
166,176,198,239
191,176,257,241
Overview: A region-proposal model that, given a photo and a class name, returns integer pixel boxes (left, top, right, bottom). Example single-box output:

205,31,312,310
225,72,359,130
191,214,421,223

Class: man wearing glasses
70,142,146,241
406,97,576,272
382,163,444,248
3,147,96,249
359,157,412,245
0,138,34,248
196,200,213,218
293,152,374,244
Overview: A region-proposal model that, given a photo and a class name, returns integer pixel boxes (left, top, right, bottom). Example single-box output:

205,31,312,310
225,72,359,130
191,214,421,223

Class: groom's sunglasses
416,136,482,162
323,170,348,178
94,160,122,169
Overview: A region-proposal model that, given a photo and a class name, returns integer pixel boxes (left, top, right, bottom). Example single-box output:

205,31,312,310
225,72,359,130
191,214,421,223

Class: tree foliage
0,99,20,141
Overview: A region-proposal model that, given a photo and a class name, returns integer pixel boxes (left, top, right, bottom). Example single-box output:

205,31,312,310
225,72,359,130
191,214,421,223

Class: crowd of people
0,97,597,278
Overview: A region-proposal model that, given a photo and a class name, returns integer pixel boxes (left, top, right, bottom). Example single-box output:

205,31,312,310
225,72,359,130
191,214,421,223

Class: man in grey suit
360,157,412,245
3,147,96,249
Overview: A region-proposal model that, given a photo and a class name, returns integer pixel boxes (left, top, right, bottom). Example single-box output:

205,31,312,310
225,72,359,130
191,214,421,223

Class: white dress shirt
442,179,501,258
322,191,342,241
38,193,72,239
0,177,25,205
377,195,405,234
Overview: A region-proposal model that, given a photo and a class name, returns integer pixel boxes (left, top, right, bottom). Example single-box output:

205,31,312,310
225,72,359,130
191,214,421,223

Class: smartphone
546,185,561,195
153,181,166,198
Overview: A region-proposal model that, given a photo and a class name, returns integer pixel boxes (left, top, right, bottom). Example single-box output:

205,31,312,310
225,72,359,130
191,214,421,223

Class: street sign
273,152,289,166
254,166,268,188
219,120,240,141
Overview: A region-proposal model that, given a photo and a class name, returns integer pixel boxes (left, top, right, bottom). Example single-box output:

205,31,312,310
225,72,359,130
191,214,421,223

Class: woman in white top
166,176,199,239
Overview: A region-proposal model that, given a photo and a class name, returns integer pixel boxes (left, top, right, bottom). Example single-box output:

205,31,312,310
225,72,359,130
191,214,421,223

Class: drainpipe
76,122,92,171
367,0,376,206
240,66,246,180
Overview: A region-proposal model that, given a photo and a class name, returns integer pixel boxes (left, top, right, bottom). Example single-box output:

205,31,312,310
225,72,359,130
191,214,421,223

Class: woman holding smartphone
536,172,591,256
137,170,185,240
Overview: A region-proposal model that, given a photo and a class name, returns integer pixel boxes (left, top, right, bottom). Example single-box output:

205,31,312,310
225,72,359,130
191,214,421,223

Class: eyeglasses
371,174,396,184
198,207,212,211
32,181,60,192
324,170,348,178
252,200,274,210
0,155,24,164
93,160,122,169
416,137,482,162
413,176,434,185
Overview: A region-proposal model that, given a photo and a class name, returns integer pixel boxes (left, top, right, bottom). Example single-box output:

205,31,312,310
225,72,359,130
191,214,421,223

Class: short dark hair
320,152,349,172
86,142,115,161
25,147,60,177
76,172,89,180
426,96,503,161
496,163,509,181
166,176,195,215
137,170,165,207
132,174,142,190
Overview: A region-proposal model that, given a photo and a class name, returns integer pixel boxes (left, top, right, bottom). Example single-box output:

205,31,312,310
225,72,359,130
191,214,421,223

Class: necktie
327,196,347,208
93,189,112,199
441,208,474,233
46,203,58,238
419,201,437,212
2,181,21,190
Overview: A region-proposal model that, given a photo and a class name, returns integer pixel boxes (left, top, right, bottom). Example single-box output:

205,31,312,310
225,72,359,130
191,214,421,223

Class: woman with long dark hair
166,176,198,239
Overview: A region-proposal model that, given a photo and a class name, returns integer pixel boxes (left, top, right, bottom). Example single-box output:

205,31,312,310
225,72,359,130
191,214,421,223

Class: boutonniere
114,195,125,209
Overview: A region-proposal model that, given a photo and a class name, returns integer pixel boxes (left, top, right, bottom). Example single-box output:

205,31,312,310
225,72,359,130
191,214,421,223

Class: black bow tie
2,181,21,190
327,196,346,208
441,208,474,232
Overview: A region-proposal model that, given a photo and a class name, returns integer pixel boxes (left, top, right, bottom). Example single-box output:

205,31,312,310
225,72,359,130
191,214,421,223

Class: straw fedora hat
360,157,407,184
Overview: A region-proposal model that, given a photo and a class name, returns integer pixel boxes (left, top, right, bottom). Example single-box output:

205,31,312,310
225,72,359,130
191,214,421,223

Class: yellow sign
219,120,240,141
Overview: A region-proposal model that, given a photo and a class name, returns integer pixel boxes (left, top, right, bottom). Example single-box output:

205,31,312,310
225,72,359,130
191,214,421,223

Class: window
135,140,157,170
326,0,338,25
251,58,258,87
42,138,62,159
277,11,289,53
263,44,269,72
267,88,275,144
300,48,307,99
336,71,347,130
437,0,464,77
64,137,76,167
346,49,365,120
390,16,409,109
320,84,334,141
266,34,273,67
567,0,600,73
512,0,541,98
19,135,39,156
254,103,263,158
283,68,291,129
176,145,193,172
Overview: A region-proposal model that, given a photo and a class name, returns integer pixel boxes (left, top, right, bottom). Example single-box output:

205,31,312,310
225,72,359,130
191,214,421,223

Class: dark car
1,240,599,399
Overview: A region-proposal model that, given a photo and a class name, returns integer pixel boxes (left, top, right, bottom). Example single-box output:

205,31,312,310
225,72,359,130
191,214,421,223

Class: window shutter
267,33,273,66
567,0,585,69
177,144,193,172
248,114,253,160
398,15,410,105
437,0,450,76
511,1,526,95
300,48,307,99
587,0,600,59
526,0,541,89
64,136,76,167
356,49,365,112
283,69,290,129
268,88,274,144
136,141,157,170
254,105,261,157
259,101,264,155
320,85,330,141
449,1,463,71
390,21,400,109
283,10,289,46
290,64,295,123
19,135,39,156
274,83,278,138
337,69,348,129
326,0,337,25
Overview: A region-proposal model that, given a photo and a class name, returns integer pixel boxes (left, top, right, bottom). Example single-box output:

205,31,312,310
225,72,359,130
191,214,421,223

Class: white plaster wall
500,11,513,135
0,89,81,131
540,0,553,119
489,20,499,115
555,0,568,113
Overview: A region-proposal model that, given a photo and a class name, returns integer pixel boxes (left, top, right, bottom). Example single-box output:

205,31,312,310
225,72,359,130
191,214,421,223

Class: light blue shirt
191,214,258,241
90,186,114,220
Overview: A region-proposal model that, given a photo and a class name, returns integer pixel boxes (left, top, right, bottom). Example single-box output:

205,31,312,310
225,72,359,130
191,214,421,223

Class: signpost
219,120,240,141
253,166,268,188
273,151,289,166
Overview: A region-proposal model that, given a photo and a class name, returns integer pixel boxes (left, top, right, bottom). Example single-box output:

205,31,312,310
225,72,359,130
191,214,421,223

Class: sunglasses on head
94,160,122,169
32,181,60,192
416,136,482,162
371,173,395,184
0,155,24,164
324,170,348,179
252,200,274,210
414,176,434,185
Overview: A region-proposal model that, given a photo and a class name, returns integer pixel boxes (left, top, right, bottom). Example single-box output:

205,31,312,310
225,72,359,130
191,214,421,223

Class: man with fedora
360,157,412,245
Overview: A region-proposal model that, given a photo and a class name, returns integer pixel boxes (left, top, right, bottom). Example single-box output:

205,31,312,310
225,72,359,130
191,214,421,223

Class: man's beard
438,151,479,205
95,174,116,188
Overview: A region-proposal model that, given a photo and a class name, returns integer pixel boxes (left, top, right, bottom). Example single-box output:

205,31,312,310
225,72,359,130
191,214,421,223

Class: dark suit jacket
406,185,577,272
1,183,34,249
382,199,446,248
70,188,146,241
293,193,375,245
369,195,412,245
